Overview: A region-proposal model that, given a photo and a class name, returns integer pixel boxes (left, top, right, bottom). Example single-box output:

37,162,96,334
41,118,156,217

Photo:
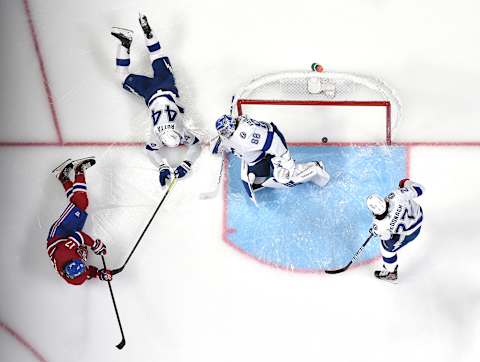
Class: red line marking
220,141,425,274
0,321,48,362
0,141,144,147
221,151,384,274
2,140,480,148
22,0,63,144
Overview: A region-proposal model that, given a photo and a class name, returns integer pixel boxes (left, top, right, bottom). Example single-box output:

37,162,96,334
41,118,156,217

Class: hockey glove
98,268,113,281
174,160,192,179
92,239,107,255
159,162,172,187
399,178,411,188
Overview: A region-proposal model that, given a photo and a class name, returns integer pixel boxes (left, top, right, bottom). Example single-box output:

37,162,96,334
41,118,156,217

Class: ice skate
52,159,73,183
111,27,133,51
72,157,96,174
139,13,153,39
374,265,398,283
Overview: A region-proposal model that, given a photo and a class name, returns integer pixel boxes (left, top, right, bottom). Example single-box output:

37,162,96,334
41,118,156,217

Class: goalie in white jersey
211,114,330,203
111,14,201,187
367,179,425,282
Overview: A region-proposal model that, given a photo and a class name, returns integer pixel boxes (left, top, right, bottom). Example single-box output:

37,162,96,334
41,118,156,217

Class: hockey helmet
215,114,237,138
158,129,181,148
63,259,86,279
366,194,387,215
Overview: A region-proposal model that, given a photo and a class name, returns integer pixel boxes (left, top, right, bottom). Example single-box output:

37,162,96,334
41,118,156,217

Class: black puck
322,137,328,143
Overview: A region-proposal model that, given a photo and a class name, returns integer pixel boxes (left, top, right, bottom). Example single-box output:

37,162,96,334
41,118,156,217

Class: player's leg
68,157,96,211
291,161,330,187
111,26,156,101
48,159,92,240
374,238,399,282
375,226,421,282
52,158,74,196
111,27,133,84
139,14,179,96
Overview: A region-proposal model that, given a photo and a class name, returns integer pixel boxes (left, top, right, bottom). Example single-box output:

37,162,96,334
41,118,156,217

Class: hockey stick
101,255,126,350
199,95,235,200
325,234,374,274
199,153,224,199
112,177,177,275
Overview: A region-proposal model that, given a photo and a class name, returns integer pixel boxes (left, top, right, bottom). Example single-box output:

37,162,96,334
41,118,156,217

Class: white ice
1,0,480,362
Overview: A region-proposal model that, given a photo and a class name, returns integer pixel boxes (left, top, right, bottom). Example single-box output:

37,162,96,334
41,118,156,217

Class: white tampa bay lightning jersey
145,91,197,150
219,116,288,164
371,182,425,241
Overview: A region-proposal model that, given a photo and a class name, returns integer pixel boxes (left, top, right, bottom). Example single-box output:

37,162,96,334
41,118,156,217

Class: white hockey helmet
366,194,387,215
157,129,181,148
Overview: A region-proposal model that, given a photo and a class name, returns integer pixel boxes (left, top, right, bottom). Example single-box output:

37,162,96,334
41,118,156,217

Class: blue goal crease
225,146,407,271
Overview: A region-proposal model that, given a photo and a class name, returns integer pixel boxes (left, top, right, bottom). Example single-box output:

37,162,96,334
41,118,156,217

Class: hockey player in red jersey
47,157,113,285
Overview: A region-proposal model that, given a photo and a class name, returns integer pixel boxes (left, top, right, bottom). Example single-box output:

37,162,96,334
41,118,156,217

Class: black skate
52,159,74,183
139,13,153,39
111,27,133,52
72,156,96,174
374,265,398,283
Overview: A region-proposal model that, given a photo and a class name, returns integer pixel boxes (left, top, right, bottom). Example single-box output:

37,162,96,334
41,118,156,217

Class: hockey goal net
232,71,401,145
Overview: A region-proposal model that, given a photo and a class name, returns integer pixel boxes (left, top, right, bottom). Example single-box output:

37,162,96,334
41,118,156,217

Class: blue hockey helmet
215,115,237,138
63,259,86,279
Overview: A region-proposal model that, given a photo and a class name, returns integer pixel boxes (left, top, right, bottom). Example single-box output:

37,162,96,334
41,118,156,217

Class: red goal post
232,72,401,145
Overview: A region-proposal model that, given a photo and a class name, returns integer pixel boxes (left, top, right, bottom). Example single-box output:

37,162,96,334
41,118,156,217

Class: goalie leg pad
290,162,330,187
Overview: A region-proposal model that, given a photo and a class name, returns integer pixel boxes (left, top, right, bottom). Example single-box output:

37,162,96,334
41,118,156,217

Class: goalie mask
215,115,237,138
63,259,86,279
155,128,181,148
366,194,387,215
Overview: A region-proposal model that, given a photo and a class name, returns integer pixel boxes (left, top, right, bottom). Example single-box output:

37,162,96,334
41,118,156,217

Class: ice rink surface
1,0,480,361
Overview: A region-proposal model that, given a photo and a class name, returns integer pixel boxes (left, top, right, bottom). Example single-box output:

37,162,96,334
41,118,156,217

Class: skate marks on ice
224,145,406,272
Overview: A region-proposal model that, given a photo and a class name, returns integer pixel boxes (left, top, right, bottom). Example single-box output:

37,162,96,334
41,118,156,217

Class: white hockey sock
115,44,130,83
380,247,398,272
145,33,165,63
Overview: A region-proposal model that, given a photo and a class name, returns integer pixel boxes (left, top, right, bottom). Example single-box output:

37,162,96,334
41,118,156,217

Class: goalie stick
199,95,234,200
102,255,126,350
325,234,374,274
112,177,177,275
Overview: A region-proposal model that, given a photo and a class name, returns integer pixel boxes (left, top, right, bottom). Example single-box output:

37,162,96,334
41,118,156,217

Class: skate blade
111,27,134,36
52,158,72,174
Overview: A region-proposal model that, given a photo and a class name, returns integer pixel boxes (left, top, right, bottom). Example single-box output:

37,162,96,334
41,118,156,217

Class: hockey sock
116,44,130,83
380,247,398,272
145,33,164,63
62,180,74,194
68,173,88,210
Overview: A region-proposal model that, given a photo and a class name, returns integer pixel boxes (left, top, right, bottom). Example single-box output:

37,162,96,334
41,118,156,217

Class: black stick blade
111,266,124,275
116,338,126,350
325,266,349,274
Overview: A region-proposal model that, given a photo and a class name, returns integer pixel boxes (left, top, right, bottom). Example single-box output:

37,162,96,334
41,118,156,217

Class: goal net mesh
232,71,402,144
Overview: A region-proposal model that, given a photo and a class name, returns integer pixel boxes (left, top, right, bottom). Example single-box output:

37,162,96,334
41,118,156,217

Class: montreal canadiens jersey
219,116,287,164
371,182,425,241
46,231,98,285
